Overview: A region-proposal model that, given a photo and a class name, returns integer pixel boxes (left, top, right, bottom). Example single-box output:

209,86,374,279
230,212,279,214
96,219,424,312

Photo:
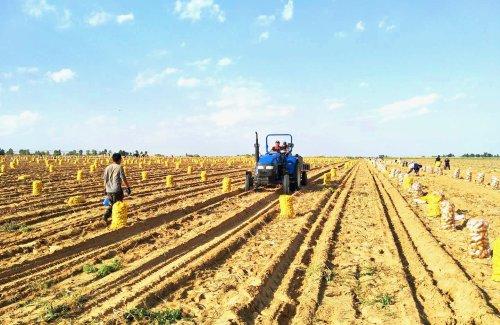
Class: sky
0,0,499,156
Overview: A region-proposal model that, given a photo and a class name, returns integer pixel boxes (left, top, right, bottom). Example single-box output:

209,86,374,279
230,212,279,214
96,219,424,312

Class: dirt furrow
370,163,499,324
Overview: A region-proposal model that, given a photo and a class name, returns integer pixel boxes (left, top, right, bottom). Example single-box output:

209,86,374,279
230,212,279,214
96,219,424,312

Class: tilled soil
0,160,498,324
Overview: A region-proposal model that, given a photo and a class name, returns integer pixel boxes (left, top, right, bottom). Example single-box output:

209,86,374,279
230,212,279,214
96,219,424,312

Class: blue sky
0,0,499,156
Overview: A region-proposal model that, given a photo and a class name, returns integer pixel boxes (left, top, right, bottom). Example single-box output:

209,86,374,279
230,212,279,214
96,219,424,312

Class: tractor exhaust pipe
254,131,260,163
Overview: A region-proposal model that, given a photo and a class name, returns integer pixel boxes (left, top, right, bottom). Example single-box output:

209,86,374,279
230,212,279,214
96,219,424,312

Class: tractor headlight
257,165,265,170
265,165,274,170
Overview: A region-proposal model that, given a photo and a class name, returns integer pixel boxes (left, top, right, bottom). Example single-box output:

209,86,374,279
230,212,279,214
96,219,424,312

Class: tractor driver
272,141,281,152
281,142,289,154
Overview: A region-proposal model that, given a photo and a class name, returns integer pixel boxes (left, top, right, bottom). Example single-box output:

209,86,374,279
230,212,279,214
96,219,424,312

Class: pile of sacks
465,169,472,182
409,181,423,198
466,218,491,258
491,176,499,189
440,200,455,230
476,172,485,184
452,168,460,179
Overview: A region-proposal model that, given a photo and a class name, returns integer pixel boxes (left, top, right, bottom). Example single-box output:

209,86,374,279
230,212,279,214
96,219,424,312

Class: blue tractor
245,132,310,194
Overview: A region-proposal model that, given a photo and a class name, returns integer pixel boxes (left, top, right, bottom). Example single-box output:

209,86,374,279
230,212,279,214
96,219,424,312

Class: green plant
124,307,183,324
83,264,98,274
376,293,394,308
43,303,70,322
0,221,31,232
96,259,121,278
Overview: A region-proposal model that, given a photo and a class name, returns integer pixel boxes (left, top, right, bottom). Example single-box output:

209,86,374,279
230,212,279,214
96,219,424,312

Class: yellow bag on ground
420,192,442,217
323,173,331,186
402,175,413,191
141,171,148,181
67,195,85,206
200,171,207,182
165,175,174,188
110,201,128,230
222,177,232,193
279,195,295,218
32,180,43,196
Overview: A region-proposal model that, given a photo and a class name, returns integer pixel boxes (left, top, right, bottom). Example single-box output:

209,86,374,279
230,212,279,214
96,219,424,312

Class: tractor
245,132,310,194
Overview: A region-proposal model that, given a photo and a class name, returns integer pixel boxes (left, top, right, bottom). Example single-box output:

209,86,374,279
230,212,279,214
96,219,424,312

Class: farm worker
435,155,442,168
281,142,289,154
444,158,451,170
272,141,281,152
408,162,422,175
102,153,131,224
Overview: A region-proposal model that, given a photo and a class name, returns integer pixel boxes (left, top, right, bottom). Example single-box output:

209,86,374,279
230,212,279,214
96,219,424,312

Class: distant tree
19,149,31,155
67,150,78,155
6,148,14,155
446,153,454,157
0,149,5,155
86,150,91,155
53,149,62,156
78,150,83,156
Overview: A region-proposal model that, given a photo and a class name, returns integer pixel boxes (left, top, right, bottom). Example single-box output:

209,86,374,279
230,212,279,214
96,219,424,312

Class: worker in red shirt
272,141,281,152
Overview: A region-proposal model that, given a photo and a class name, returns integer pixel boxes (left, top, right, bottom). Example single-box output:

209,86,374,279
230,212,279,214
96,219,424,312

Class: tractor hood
258,152,281,165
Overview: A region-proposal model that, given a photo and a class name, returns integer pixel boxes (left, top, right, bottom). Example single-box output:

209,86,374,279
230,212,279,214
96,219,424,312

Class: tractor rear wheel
283,174,291,194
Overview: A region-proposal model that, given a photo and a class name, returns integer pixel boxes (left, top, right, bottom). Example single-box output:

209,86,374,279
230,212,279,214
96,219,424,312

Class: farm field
0,156,498,324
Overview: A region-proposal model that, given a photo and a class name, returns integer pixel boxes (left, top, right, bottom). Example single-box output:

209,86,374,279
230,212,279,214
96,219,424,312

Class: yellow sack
76,170,83,181
141,171,148,181
67,195,85,206
110,201,128,230
492,238,500,282
402,176,413,191
222,177,231,193
330,168,337,178
420,192,442,217
323,173,331,186
165,175,174,188
32,180,43,196
200,171,207,182
279,195,295,218
187,166,192,174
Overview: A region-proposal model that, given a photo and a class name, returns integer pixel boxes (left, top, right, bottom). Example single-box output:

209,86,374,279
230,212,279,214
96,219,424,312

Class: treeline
0,148,149,157
461,152,499,157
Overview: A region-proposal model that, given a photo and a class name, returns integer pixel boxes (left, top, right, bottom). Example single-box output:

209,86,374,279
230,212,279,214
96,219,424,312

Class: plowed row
0,160,497,324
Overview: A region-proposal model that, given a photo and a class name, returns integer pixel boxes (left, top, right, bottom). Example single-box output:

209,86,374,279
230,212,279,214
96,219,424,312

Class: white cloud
23,0,55,17
0,111,40,136
177,77,201,87
116,13,134,24
9,85,20,92
86,11,112,26
174,0,225,22
377,93,439,122
356,20,365,31
188,58,211,70
359,81,369,88
217,57,232,67
134,67,179,89
47,68,76,83
57,9,72,29
256,14,275,26
445,93,467,102
334,31,346,39
17,67,39,74
205,80,294,127
258,31,270,42
378,17,396,32
282,0,294,21
325,99,345,111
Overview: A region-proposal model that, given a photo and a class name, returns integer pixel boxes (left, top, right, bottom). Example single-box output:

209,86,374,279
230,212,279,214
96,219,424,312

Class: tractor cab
245,132,309,194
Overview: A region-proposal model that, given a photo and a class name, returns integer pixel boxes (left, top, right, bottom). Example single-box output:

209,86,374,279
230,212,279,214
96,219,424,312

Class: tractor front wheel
301,171,308,186
283,174,291,194
244,172,253,191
